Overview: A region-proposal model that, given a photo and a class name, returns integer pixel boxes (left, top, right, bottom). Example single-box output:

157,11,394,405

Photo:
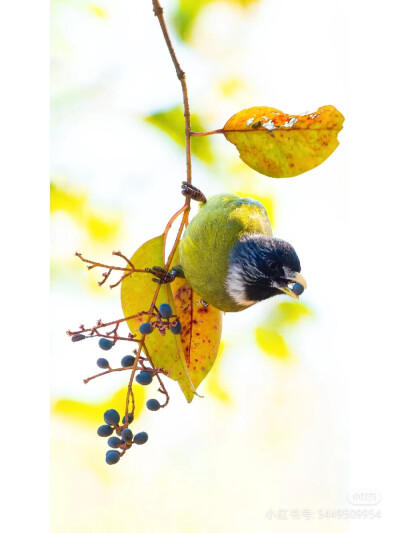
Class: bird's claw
181,182,207,203
145,267,176,284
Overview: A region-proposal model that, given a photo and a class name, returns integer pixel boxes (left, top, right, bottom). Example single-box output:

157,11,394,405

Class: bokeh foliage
145,106,214,164
256,302,313,360
51,181,121,243
53,385,145,426
172,0,259,42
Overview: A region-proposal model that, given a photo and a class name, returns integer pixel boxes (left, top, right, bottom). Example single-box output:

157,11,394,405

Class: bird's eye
266,259,277,269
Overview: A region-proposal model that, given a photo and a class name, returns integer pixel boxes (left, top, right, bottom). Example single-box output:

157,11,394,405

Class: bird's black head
226,234,306,307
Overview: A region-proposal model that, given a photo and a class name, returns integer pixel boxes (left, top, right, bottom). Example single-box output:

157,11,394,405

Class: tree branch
152,0,192,193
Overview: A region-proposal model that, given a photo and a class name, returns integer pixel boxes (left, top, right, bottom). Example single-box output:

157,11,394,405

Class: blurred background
50,0,358,531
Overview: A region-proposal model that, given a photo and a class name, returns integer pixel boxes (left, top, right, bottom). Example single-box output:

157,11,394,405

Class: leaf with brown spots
223,105,344,178
120,235,197,402
170,250,223,391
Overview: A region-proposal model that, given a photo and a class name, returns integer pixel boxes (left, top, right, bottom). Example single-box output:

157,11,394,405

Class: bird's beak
274,271,307,300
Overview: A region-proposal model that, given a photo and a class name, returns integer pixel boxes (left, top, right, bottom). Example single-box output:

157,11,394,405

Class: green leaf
145,106,214,164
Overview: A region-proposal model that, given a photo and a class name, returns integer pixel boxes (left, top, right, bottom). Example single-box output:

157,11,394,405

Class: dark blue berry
134,432,148,445
121,428,133,443
121,355,135,368
146,399,161,411
122,413,134,425
104,409,120,425
139,322,153,335
159,303,173,319
292,283,304,296
135,371,153,386
105,450,120,465
170,320,182,335
99,338,113,351
71,334,86,342
97,424,113,437
108,436,122,448
97,358,109,369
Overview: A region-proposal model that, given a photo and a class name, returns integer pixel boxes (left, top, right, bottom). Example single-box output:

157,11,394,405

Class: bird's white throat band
225,264,257,307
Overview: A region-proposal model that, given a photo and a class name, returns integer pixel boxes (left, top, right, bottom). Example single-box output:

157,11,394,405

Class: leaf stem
190,129,225,137
190,128,300,136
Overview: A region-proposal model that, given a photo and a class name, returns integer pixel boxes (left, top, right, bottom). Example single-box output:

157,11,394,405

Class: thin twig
67,311,152,336
76,2,198,447
166,208,188,267
152,0,192,190
75,252,134,272
75,251,150,288
124,350,141,418
112,250,136,269
83,366,129,384
142,342,170,407
163,204,188,236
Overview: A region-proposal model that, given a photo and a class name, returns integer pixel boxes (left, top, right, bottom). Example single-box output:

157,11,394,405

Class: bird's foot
146,266,176,284
181,182,207,203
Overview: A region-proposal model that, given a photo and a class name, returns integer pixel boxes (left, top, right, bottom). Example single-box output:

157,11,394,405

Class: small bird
148,183,306,312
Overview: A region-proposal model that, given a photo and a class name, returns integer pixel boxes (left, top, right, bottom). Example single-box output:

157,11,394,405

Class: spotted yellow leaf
224,105,344,178
120,235,196,402
170,249,222,391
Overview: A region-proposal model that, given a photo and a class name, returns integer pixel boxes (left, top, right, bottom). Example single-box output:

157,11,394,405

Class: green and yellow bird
149,183,307,312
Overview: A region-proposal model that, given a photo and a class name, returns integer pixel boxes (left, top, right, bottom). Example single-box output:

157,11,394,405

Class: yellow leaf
52,386,145,426
224,105,344,178
255,327,290,359
170,249,223,391
120,235,196,402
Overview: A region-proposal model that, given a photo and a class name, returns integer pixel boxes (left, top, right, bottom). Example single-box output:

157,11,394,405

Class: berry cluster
97,408,150,465
94,351,164,464
138,302,181,336
68,302,176,465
